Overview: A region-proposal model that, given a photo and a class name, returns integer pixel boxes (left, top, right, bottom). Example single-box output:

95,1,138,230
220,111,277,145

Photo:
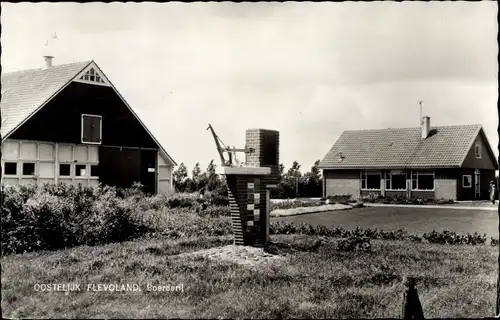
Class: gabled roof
1,60,176,166
318,124,498,170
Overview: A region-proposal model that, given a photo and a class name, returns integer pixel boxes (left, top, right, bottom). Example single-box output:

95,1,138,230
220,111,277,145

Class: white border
410,169,435,191
462,175,472,188
81,114,102,145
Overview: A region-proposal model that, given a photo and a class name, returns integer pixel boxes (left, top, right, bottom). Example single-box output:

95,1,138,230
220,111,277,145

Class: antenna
419,101,423,125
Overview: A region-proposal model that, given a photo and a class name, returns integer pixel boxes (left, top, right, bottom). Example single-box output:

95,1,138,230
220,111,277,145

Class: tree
173,162,188,192
192,162,201,182
191,162,211,192
206,160,220,191
279,163,285,176
302,160,323,197
281,161,303,198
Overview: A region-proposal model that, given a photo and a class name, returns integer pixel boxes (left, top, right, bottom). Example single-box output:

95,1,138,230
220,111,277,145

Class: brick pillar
218,128,280,248
245,129,280,186
220,167,271,247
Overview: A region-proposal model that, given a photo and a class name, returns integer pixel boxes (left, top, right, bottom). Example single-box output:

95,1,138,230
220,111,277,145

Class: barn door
99,147,141,189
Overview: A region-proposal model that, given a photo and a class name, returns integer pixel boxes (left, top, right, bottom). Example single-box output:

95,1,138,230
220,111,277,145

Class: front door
474,169,480,199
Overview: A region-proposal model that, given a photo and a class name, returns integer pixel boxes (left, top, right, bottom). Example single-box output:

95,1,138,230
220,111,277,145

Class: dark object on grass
401,277,425,319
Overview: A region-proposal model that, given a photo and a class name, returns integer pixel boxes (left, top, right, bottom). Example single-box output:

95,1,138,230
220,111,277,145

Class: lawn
1,234,496,318
274,206,499,237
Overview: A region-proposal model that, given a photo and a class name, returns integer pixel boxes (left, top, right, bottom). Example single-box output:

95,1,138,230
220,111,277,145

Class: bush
1,183,233,255
361,195,456,205
325,195,353,204
269,221,487,246
270,200,324,212
337,236,372,252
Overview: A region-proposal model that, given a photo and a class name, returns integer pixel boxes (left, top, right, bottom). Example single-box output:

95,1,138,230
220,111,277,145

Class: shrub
337,236,372,252
270,200,323,212
269,221,488,246
361,195,456,205
1,183,235,255
326,195,353,204
491,238,499,246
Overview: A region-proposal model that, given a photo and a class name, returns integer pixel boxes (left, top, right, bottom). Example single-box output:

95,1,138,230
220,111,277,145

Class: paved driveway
273,206,499,237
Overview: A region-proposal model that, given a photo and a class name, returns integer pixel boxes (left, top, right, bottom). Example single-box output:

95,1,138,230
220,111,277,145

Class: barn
318,117,498,201
1,56,176,194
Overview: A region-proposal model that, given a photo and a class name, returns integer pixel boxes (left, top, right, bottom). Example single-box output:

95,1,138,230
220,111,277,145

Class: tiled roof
1,61,91,137
1,61,177,166
318,125,489,169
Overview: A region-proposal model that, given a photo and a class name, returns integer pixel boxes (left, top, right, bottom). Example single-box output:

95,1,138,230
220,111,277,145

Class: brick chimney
421,116,430,139
43,56,54,69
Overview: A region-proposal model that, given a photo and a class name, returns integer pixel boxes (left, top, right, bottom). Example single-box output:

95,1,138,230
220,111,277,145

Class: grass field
274,206,499,237
1,234,496,318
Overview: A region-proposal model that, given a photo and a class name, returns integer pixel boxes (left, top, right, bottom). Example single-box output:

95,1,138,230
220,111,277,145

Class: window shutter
83,116,93,142
82,115,102,143
91,117,101,143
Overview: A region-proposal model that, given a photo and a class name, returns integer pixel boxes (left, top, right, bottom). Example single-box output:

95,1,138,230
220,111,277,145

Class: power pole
419,101,423,126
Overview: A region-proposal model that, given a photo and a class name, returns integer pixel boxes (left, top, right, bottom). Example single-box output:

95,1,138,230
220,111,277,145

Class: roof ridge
344,123,482,132
1,60,92,77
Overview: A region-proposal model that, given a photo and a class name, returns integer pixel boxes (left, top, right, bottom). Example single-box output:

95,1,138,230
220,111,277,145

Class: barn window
4,162,17,175
79,67,106,84
91,165,99,177
463,175,472,188
386,170,407,190
59,164,71,176
475,143,482,159
76,165,87,177
81,114,102,144
361,170,381,190
22,163,36,176
411,170,434,191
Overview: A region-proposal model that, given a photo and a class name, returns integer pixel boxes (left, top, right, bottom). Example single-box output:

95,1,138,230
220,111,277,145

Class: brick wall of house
434,169,457,200
434,178,457,200
323,169,360,199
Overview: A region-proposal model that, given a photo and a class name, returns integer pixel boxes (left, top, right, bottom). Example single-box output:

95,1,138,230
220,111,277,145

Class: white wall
157,152,174,194
1,139,99,187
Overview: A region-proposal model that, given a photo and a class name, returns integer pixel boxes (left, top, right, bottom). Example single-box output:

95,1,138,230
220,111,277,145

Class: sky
1,2,498,175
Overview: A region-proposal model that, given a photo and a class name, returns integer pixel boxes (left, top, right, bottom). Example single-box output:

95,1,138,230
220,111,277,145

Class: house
318,116,498,201
1,56,176,194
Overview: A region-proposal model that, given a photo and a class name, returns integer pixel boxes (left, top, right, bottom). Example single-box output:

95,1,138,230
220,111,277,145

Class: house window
22,162,36,176
81,114,102,144
361,170,381,190
59,164,71,176
4,162,17,175
463,175,472,188
475,143,482,159
76,165,87,177
411,170,434,191
386,170,407,190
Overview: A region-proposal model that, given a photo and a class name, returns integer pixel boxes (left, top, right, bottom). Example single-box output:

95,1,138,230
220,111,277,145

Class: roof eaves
457,125,483,168
476,127,499,169
91,62,177,166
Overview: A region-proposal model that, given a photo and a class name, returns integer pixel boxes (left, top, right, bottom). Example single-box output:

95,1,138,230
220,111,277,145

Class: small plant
337,236,372,252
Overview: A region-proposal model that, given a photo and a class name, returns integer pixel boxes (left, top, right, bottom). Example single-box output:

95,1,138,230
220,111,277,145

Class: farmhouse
1,57,176,194
318,117,498,201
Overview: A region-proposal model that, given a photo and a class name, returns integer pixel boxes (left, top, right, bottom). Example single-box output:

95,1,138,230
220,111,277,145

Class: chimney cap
43,56,54,69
